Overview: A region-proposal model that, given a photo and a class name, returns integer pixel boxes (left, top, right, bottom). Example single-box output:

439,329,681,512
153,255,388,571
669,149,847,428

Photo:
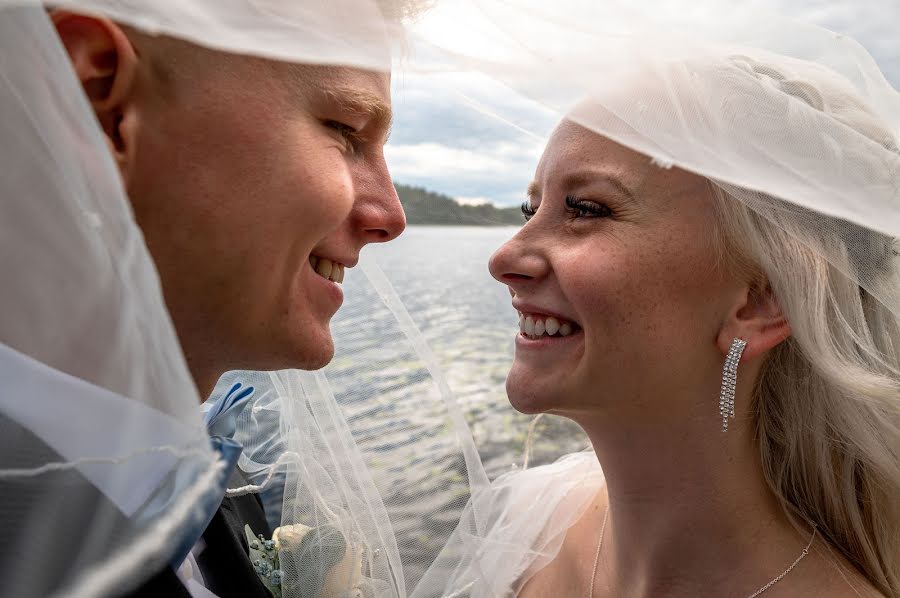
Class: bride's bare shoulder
516,482,608,598
799,542,886,598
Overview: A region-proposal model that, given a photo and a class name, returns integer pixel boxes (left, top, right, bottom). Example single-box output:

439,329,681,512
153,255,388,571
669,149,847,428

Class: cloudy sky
384,0,900,207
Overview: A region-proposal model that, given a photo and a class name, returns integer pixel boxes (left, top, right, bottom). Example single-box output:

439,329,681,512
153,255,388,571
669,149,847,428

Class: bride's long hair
711,176,900,594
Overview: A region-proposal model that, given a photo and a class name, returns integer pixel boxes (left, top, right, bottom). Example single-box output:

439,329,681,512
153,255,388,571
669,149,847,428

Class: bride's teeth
545,317,560,336
524,316,535,336
335,264,344,283
517,312,578,338
315,258,333,279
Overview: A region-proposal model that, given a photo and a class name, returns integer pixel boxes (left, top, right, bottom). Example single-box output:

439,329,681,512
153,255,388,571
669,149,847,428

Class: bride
413,6,900,598
489,118,895,598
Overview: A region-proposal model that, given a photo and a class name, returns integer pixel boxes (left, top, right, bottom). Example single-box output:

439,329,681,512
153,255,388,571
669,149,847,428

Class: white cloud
455,196,495,206
390,0,899,206
386,141,541,180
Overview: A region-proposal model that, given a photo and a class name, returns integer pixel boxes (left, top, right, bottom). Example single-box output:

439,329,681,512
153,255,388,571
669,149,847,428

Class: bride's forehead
538,122,648,179
537,122,708,199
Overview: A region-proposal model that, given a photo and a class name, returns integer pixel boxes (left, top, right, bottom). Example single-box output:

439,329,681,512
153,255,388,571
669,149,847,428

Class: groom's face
54,14,405,391
135,62,404,382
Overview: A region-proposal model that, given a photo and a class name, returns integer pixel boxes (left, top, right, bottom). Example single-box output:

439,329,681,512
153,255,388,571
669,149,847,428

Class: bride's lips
511,301,583,349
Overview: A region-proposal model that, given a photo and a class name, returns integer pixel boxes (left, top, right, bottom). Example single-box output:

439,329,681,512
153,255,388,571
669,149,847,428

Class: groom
52,8,408,598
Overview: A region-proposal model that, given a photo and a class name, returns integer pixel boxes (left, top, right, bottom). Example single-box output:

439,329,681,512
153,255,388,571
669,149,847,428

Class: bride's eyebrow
526,181,541,204
562,171,636,201
526,172,636,203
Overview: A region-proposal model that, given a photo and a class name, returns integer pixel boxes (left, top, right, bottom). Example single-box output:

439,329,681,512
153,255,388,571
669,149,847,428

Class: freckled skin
489,120,741,422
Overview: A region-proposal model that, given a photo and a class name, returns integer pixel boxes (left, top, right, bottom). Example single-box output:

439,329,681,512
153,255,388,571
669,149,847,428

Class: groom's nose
352,155,406,244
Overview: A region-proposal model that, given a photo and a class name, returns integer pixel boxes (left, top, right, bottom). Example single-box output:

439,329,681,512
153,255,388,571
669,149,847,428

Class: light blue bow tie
204,381,255,439
169,382,255,569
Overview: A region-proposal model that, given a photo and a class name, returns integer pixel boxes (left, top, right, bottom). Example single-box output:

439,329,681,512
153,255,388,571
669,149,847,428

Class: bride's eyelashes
521,200,537,222
564,195,613,218
520,196,614,222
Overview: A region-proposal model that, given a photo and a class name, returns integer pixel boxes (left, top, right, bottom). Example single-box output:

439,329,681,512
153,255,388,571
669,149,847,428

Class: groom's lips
309,255,347,284
306,251,358,311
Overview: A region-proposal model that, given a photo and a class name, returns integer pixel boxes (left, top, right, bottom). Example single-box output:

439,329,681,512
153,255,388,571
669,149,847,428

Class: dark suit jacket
0,412,272,598
124,472,274,598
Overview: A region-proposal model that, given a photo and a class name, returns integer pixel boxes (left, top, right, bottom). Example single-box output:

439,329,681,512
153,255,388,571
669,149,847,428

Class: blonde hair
710,185,900,596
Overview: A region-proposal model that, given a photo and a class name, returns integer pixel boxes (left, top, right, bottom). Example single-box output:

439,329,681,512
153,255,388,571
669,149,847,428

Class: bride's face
489,120,741,417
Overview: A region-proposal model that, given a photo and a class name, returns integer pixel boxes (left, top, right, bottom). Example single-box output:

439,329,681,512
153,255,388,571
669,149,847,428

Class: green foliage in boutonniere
245,525,283,598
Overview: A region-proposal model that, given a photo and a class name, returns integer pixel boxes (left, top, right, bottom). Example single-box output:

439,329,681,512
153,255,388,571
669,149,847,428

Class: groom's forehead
284,63,393,128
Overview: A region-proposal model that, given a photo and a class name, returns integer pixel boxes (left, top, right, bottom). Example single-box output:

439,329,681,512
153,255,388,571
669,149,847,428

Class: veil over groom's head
51,3,418,396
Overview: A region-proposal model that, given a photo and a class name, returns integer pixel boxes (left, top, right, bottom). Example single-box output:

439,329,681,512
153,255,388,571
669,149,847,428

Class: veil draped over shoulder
2,0,899,597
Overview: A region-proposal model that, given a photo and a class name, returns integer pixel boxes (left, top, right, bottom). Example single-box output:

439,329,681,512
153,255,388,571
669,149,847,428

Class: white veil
0,6,227,598
0,2,447,597
4,0,898,597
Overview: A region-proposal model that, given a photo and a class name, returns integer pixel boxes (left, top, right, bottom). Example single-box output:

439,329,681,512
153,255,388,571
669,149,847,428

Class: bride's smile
489,119,739,419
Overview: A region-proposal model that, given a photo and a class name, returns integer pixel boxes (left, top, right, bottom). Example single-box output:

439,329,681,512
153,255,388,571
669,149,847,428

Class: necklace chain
587,506,817,598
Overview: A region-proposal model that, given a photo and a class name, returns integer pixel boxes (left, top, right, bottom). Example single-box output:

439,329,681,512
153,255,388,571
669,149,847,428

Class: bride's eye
565,195,612,218
520,201,537,222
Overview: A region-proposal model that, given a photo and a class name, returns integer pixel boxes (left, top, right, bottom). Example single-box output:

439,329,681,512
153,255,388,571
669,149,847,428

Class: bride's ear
717,280,791,361
51,11,140,181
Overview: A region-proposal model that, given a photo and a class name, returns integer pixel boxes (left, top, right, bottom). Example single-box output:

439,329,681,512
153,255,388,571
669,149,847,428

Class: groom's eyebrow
326,86,394,139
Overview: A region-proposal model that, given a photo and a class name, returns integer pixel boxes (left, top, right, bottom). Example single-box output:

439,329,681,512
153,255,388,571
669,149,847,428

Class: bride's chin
505,374,558,415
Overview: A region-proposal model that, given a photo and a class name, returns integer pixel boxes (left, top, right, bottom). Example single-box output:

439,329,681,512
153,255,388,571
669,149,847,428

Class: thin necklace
587,506,818,598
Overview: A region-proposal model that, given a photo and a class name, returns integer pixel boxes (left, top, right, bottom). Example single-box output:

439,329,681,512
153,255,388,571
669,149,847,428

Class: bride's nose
488,231,550,290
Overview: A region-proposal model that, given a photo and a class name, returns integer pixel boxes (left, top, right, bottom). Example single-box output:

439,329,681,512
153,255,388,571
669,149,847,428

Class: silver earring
719,338,747,432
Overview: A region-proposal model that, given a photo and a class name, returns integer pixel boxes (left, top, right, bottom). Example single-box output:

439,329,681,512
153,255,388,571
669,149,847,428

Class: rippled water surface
218,226,591,590
341,226,589,479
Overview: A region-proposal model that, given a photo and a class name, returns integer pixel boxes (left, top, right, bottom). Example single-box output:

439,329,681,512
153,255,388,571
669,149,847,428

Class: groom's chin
289,330,335,371
258,323,335,372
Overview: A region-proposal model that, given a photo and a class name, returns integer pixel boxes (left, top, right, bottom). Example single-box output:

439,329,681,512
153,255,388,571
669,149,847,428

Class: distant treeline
395,183,522,226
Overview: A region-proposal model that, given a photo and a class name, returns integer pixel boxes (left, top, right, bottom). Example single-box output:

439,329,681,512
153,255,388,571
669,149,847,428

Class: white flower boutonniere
246,524,367,598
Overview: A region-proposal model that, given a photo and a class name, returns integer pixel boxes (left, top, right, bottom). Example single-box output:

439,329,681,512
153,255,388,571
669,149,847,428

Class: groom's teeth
517,313,579,338
310,256,345,284
315,259,333,279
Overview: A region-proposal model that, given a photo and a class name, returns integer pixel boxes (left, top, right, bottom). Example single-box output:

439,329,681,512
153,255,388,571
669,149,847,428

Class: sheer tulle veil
2,0,898,597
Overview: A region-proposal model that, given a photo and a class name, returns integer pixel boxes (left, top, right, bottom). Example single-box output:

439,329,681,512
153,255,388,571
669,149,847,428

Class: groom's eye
324,120,361,152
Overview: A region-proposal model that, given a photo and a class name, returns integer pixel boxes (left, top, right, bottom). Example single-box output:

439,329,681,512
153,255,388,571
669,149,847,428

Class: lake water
315,225,591,588
218,225,591,589
336,226,589,478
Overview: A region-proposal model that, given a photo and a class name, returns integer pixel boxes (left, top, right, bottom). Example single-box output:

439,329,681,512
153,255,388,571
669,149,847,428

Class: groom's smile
54,10,406,393
309,256,347,284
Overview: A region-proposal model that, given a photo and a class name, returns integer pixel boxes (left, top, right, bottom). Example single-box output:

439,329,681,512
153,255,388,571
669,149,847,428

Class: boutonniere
245,525,283,597
245,523,366,598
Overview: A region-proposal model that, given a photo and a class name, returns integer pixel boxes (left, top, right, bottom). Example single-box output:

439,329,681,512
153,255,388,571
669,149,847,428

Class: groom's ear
51,11,140,181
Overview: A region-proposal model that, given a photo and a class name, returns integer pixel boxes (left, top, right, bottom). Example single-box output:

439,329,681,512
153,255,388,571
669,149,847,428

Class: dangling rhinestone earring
719,338,747,432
